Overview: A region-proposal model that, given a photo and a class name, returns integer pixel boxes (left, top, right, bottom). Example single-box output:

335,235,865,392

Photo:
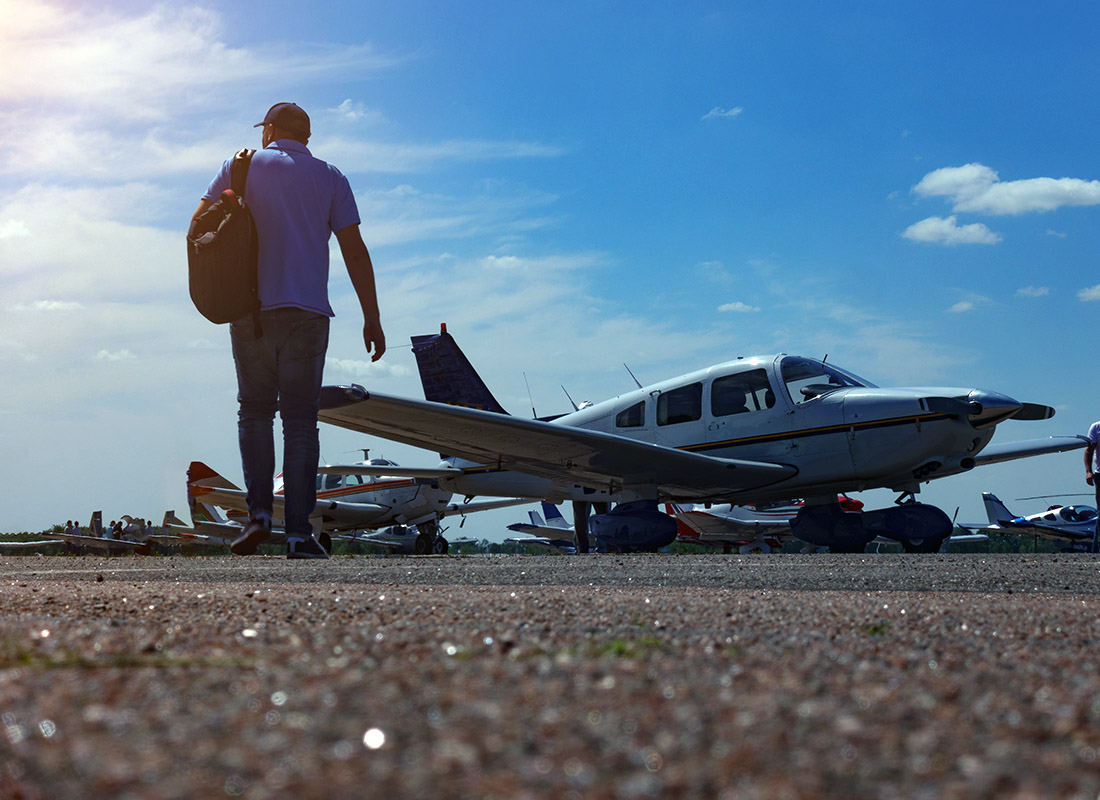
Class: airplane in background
669,498,988,553
505,502,581,552
43,513,153,555
959,492,1097,551
318,324,1085,554
186,458,528,554
334,524,478,554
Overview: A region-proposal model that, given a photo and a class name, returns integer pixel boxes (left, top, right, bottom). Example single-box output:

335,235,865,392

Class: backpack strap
229,148,261,338
229,148,255,198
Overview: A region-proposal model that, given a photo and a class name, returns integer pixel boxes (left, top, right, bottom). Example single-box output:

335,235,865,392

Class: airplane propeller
925,391,1054,430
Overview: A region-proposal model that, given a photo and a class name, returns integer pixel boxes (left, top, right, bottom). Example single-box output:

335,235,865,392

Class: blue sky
3,0,1100,537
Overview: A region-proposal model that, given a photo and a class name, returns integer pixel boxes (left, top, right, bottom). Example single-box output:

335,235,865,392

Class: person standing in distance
1085,420,1100,553
192,102,385,560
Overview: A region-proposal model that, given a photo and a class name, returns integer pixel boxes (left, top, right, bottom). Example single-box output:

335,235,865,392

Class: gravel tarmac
1,553,1099,799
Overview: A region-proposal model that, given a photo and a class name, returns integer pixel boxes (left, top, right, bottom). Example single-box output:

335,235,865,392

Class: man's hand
364,319,386,362
336,224,385,362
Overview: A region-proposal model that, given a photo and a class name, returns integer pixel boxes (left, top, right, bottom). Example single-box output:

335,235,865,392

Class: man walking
192,102,385,559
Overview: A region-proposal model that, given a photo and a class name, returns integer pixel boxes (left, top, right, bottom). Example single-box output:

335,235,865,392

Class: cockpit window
780,357,873,405
712,369,775,416
657,382,702,426
616,401,645,428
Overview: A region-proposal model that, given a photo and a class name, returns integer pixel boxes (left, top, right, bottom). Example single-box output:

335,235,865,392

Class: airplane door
705,367,793,459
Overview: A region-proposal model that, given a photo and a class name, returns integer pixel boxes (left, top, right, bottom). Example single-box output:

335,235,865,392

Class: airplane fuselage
435,355,1000,504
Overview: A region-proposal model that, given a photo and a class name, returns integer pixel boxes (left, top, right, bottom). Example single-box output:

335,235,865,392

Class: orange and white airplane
183,459,527,554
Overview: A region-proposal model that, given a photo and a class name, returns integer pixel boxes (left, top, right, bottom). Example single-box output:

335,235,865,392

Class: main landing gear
790,493,952,554
413,520,449,555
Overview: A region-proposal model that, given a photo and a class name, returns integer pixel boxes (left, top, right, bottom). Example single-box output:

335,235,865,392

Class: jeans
1094,481,1100,554
231,308,329,538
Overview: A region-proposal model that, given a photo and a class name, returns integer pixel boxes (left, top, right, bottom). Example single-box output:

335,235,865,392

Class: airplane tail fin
163,510,188,528
528,510,546,526
411,324,509,414
982,492,1015,525
187,461,240,518
541,501,571,529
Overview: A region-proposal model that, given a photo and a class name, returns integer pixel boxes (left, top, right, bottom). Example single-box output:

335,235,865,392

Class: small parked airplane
43,513,153,555
959,492,1097,550
505,502,581,552
334,524,478,554
318,325,1085,554
186,459,527,554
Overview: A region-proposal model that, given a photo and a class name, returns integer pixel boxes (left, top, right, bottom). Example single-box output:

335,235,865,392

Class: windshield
780,356,874,404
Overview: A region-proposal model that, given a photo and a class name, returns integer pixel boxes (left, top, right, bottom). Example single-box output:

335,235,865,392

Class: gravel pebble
0,553,1098,799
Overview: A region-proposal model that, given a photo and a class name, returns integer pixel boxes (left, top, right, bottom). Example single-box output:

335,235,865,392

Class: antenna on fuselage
562,385,579,412
624,363,643,389
523,372,537,419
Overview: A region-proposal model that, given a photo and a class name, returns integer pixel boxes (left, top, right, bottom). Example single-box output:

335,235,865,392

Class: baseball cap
254,102,311,138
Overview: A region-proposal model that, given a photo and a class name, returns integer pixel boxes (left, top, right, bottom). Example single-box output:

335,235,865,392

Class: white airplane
186,459,528,554
317,325,1086,554
959,492,1097,551
505,502,580,552
334,524,478,554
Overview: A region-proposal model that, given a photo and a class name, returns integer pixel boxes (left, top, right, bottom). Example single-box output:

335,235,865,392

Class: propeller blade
1014,402,1056,421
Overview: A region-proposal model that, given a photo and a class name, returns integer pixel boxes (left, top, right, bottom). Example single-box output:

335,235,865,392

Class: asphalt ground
1,553,1099,799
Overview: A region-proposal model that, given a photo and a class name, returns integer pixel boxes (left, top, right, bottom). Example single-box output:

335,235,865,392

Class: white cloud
913,163,1100,216
1078,285,1100,302
1046,229,1067,238
94,349,135,361
702,106,743,121
948,302,975,313
0,220,29,238
11,300,84,312
325,357,410,381
901,215,1002,246
1015,286,1050,298
718,301,760,313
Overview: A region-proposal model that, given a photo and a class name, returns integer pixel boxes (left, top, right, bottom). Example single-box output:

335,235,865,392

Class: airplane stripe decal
681,412,954,454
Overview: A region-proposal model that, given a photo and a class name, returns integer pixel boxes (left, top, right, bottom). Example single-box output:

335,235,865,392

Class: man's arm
191,199,213,222
335,224,385,362
1086,441,1096,486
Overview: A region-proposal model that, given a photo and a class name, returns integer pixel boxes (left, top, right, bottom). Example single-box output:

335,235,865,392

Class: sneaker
231,520,271,556
287,536,329,560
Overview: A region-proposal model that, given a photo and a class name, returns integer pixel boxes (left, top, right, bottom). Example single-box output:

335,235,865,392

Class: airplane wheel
900,535,946,554
319,532,332,554
414,533,433,555
432,536,449,554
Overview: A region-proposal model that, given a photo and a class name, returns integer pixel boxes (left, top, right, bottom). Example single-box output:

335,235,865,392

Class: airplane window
658,383,702,426
316,474,324,490
780,357,872,405
616,401,645,428
713,370,775,416
1079,508,1097,521
324,474,341,490
345,475,364,487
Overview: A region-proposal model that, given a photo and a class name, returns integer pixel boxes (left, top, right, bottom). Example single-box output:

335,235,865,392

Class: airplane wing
189,484,392,529
958,520,1091,543
507,522,573,537
316,465,463,479
973,435,1087,466
504,536,576,553
671,508,792,539
437,497,532,520
319,387,798,500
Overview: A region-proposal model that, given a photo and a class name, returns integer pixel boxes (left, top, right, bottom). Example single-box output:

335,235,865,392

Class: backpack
186,149,261,326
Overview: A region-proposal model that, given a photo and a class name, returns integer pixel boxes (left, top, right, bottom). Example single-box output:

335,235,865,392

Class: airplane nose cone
966,390,1023,429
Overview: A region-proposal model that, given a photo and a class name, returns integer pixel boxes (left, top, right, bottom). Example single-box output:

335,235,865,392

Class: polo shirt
202,140,360,317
